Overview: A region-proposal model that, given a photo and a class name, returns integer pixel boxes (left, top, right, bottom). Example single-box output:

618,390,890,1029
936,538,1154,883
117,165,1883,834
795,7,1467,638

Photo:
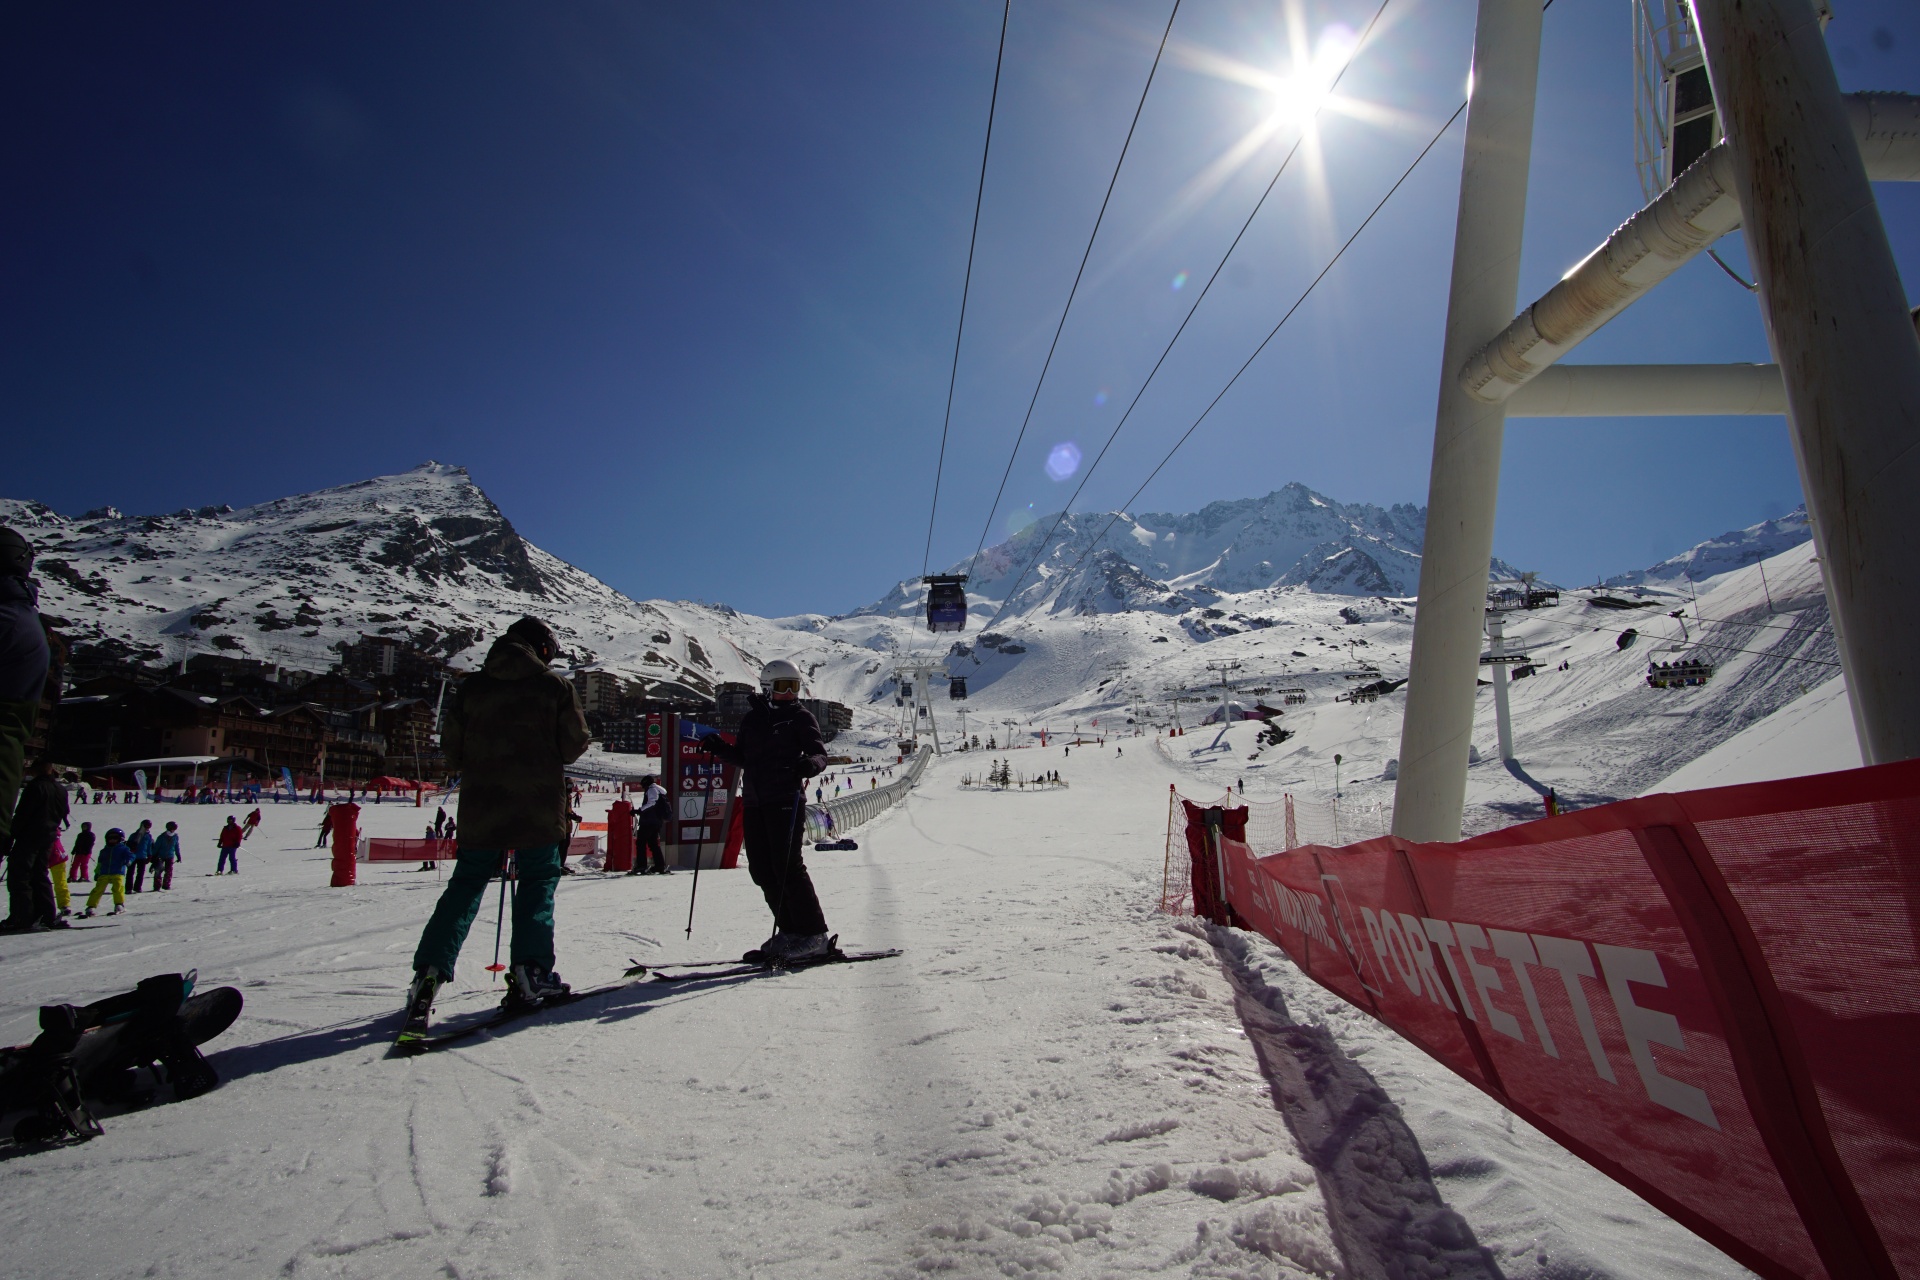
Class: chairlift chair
923,574,970,633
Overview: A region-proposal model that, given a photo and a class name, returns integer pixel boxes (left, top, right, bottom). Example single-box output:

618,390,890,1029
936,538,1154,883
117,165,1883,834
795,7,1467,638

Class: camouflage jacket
445,637,590,849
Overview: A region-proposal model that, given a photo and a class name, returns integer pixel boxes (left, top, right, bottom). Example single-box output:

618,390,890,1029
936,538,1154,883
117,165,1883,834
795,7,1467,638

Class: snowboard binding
1,970,243,1145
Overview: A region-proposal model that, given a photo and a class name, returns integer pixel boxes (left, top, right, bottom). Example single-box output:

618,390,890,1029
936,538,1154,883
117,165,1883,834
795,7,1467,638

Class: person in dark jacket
151,821,181,889
69,821,94,881
700,659,833,961
628,774,669,875
406,617,590,1021
127,819,154,891
2,757,69,930
0,528,50,890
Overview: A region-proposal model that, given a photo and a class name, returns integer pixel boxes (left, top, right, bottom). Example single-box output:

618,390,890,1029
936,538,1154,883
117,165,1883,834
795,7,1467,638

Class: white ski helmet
759,658,803,701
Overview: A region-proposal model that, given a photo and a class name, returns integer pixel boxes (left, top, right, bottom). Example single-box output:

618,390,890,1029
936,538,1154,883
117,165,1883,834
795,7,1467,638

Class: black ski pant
4,834,56,926
638,819,666,873
741,800,827,936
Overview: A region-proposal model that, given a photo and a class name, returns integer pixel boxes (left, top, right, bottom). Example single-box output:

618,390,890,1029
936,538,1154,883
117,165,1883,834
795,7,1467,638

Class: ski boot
395,969,447,1053
779,933,836,964
503,964,570,1014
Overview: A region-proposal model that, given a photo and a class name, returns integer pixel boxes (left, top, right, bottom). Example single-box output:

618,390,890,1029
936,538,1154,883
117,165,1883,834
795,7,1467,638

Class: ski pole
487,852,513,977
683,847,701,939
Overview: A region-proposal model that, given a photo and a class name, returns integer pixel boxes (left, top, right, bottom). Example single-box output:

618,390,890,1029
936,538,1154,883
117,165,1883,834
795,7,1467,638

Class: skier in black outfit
628,774,670,875
700,659,833,961
3,757,70,931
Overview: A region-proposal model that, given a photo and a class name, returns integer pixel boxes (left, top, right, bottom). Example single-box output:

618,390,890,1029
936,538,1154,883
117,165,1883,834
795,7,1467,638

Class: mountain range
1,465,1814,725
1600,506,1811,589
854,483,1536,622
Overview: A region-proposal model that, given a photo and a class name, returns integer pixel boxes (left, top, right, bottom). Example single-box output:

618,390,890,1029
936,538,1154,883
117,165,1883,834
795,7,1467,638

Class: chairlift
923,574,969,633
950,677,968,701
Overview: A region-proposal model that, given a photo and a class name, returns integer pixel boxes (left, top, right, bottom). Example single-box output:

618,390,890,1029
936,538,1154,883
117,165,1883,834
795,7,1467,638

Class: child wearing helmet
82,828,132,917
700,659,834,961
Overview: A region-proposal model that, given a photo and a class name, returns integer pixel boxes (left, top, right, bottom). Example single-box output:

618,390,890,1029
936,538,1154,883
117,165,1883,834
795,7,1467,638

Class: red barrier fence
1183,760,1920,1280
358,835,602,863
362,837,458,863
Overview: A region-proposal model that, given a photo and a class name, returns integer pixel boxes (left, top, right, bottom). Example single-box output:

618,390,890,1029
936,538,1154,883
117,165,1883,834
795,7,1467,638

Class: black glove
699,734,726,754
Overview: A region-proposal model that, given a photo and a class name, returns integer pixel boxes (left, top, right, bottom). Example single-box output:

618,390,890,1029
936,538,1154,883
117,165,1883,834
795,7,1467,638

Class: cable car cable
965,0,1185,576
967,0,1394,614
997,96,1470,619
923,0,1012,578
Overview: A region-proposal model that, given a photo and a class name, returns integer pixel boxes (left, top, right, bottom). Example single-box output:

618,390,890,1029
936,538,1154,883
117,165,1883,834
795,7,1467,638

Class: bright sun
1264,24,1359,127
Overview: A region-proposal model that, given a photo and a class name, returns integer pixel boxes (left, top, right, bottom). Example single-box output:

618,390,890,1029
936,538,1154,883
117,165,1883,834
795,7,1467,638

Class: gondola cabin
949,677,968,700
923,574,969,633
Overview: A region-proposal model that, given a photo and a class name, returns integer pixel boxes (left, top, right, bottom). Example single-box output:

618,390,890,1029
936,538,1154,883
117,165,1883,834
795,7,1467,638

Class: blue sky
4,0,1916,616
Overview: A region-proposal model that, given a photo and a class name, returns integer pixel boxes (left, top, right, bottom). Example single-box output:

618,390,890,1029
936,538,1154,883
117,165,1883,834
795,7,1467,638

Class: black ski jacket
443,636,591,849
11,774,69,853
702,695,827,806
0,576,48,704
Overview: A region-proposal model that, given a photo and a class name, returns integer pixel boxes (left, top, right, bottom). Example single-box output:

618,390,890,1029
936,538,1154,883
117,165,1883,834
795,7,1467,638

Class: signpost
662,713,739,871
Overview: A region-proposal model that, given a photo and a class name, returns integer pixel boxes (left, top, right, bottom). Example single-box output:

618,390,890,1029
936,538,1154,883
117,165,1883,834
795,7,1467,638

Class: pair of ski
392,941,901,1056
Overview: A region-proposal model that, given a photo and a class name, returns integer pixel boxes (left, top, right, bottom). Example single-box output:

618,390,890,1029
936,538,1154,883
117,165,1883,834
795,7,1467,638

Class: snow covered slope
0,751,1748,1279
1602,506,1810,589
0,464,890,713
1648,674,1860,792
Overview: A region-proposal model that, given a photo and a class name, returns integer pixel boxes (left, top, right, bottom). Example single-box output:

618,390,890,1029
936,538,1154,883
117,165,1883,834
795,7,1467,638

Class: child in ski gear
408,616,590,1019
83,828,132,916
127,820,154,892
215,816,242,874
69,821,94,881
48,833,69,916
3,758,69,930
151,822,180,890
699,659,833,961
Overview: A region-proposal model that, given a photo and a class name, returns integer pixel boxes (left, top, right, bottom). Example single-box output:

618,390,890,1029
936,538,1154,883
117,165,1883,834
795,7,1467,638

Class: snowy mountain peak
1,465,684,682
852,483,1524,622
1602,506,1811,590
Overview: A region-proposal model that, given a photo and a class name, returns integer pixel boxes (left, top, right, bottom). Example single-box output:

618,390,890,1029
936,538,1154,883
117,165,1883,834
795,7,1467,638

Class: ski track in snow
0,745,1758,1279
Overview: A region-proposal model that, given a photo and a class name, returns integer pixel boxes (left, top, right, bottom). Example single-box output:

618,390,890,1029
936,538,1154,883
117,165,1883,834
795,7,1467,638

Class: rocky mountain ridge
854,482,1528,622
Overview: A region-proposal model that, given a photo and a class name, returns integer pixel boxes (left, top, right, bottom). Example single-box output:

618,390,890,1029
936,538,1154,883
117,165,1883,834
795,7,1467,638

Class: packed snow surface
1648,675,1859,793
1,748,1750,1278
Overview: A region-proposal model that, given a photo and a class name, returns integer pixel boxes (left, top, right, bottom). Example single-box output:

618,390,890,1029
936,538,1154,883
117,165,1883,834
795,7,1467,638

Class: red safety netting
362,837,457,862
1183,760,1920,1280
360,835,601,863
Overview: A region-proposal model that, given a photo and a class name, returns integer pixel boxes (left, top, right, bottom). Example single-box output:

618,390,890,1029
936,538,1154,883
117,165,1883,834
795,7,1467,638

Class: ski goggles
765,677,802,697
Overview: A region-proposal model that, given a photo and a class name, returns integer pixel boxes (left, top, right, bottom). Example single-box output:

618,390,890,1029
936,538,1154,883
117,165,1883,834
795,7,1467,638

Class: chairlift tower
1394,0,1920,842
1204,661,1243,719
892,662,947,755
1484,612,1517,762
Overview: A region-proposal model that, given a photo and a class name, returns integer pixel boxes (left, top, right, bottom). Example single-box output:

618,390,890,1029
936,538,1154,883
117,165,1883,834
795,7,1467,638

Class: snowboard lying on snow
0,970,243,1145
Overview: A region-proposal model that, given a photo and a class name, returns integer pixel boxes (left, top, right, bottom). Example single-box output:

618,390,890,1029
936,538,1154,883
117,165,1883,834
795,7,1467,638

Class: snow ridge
1602,506,1810,589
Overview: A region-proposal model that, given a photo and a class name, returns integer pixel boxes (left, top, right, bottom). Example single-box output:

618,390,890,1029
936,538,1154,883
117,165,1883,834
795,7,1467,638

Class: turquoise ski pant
411,843,562,979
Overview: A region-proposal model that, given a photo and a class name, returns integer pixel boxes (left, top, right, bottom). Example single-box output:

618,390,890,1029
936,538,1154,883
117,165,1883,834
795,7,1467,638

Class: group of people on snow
404,617,839,1025
0,522,272,931
1,514,842,1002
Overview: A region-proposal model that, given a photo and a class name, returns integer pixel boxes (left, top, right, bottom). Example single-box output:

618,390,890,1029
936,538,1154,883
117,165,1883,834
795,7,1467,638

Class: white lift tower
1394,0,1920,842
